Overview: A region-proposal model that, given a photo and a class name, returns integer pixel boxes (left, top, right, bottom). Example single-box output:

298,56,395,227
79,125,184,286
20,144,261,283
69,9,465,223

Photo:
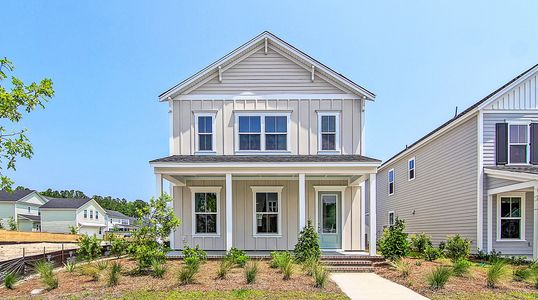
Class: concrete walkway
331,273,429,300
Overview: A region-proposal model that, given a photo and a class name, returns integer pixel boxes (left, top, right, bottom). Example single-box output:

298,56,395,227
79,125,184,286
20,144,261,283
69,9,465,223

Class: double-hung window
239,116,261,150
265,116,287,150
89,210,93,219
252,186,282,235
388,169,395,195
408,157,415,180
388,211,395,226
191,187,220,235
498,195,524,240
236,113,289,152
508,124,529,164
95,211,99,220
318,112,340,152
195,113,215,153
84,210,87,218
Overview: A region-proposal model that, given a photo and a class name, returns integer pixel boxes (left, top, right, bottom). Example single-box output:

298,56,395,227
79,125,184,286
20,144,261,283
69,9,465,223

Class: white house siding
0,203,15,227
482,72,538,111
376,115,478,246
41,210,76,234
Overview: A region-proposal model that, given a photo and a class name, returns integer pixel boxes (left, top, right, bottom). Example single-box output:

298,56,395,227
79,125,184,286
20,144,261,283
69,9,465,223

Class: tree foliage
0,58,54,191
294,220,321,263
378,217,410,260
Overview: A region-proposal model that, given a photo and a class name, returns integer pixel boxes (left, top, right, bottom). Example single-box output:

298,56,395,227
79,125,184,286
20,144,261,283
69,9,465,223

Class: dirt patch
1,258,342,299
375,258,536,299
0,243,78,262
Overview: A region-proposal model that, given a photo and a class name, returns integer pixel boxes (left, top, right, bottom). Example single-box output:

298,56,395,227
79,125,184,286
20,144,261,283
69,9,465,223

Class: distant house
40,198,107,238
105,209,137,232
0,189,48,232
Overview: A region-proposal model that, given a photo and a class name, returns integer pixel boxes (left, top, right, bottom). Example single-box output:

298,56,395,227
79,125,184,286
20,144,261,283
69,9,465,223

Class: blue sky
1,1,537,200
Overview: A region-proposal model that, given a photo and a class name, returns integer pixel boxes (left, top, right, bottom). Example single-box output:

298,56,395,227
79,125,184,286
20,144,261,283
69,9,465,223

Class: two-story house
150,32,380,254
377,64,538,259
0,189,48,232
105,209,137,233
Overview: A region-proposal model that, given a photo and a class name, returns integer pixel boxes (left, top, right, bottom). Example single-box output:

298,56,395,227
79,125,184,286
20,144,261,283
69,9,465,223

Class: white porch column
155,173,163,196
534,184,538,259
226,173,233,250
368,173,377,256
360,181,366,250
298,173,306,230
169,183,175,249
487,194,493,252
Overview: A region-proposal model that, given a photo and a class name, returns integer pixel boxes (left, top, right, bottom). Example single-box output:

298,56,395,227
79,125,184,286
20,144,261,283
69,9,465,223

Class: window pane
510,125,528,143
409,169,415,179
409,159,414,169
276,116,287,132
239,116,249,132
510,145,527,163
322,195,337,233
389,171,394,182
389,182,394,194
199,134,212,151
500,219,521,239
267,193,278,212
206,214,217,233
239,134,261,150
195,193,206,212
266,116,276,133
256,193,267,212
206,193,217,213
256,214,278,234
198,116,212,133
510,198,521,218
322,134,335,150
266,134,287,150
321,115,335,133
500,198,511,217
205,117,212,133
250,116,261,132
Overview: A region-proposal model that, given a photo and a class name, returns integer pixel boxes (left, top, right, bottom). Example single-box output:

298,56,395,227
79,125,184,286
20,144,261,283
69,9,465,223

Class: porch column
360,181,366,250
534,184,538,259
226,173,233,250
487,194,493,252
298,173,306,230
368,173,377,256
155,173,163,196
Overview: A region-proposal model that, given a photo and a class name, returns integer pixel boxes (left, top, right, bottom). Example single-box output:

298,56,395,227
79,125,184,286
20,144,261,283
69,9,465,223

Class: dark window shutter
531,123,538,164
495,123,508,165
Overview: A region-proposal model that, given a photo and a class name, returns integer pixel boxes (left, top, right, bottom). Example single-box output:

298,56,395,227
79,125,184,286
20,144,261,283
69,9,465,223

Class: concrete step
326,266,375,273
321,255,385,262
322,260,373,266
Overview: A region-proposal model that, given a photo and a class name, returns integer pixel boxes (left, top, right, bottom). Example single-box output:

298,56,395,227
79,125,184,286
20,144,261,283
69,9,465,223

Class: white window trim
234,112,291,154
507,121,531,165
251,186,283,237
194,112,217,155
408,157,415,181
496,192,526,242
190,186,222,237
388,169,395,196
317,111,341,154
388,211,395,226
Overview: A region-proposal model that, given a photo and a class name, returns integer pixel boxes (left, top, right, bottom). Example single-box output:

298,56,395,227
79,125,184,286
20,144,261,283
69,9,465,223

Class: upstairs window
236,113,289,152
89,210,93,219
508,124,529,164
388,169,395,195
84,210,87,218
195,113,215,153
239,116,261,150
96,211,99,220
265,116,287,150
388,211,395,226
318,112,340,152
27,206,31,213
408,157,415,180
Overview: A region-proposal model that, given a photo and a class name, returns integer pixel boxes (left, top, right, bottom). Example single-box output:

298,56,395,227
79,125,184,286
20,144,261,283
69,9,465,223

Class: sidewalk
331,273,429,300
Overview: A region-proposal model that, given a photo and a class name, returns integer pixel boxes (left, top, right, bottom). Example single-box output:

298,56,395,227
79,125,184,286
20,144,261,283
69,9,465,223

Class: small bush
64,261,76,272
423,246,442,261
225,247,249,267
77,234,102,261
410,233,432,255
96,260,108,271
378,218,410,260
178,265,197,285
107,262,122,287
487,261,507,288
184,256,201,272
34,260,58,290
244,261,259,284
216,259,233,279
302,256,319,276
151,259,166,278
294,220,321,263
110,235,129,258
438,241,446,251
513,267,531,282
529,262,538,288
452,259,472,277
281,259,294,280
3,272,19,289
8,216,17,231
427,266,451,289
391,259,411,278
182,245,207,262
313,265,329,288
79,263,101,281
445,234,471,262
270,251,293,269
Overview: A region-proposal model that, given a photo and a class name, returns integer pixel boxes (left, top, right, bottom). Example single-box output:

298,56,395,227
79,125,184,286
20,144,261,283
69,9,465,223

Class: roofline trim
151,161,381,169
484,167,538,182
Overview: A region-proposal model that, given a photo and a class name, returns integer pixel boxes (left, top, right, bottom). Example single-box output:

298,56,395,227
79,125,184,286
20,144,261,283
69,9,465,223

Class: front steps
321,255,385,273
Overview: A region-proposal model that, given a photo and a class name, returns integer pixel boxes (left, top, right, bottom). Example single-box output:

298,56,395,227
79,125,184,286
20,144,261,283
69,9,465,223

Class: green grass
106,289,348,300
430,291,538,300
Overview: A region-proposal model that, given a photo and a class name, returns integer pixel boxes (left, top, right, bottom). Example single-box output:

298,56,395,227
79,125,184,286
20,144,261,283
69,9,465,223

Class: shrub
64,261,76,272
151,259,166,278
452,259,472,277
410,233,432,255
34,260,58,290
110,235,129,258
216,259,233,279
487,261,507,288
68,225,78,235
270,251,293,269
445,235,471,262
225,248,249,267
182,245,207,262
131,243,166,271
427,266,451,290
79,263,101,281
391,259,411,278
3,272,19,289
379,218,409,260
107,262,122,287
281,259,294,280
512,267,531,282
488,250,503,263
178,258,200,285
302,255,319,276
7,216,17,231
96,260,109,271
423,246,442,261
184,256,201,272
529,263,538,288
294,220,321,263
244,261,259,284
438,241,446,251
77,234,102,261
313,265,329,288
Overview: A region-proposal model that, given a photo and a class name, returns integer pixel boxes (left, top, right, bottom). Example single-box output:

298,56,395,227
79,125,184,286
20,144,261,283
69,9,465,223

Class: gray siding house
377,64,538,259
150,31,380,254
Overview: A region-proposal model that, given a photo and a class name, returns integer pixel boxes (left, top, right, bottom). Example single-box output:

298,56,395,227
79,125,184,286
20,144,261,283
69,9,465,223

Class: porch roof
150,154,381,164
485,165,538,176
17,214,40,222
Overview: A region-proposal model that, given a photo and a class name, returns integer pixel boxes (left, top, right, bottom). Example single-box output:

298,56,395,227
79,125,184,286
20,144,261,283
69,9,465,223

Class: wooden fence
0,230,79,243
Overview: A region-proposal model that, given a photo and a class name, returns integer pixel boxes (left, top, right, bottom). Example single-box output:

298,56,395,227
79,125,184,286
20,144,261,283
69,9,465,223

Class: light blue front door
318,192,341,249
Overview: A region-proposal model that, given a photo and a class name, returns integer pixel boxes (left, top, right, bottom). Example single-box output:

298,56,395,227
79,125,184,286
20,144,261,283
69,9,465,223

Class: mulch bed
374,257,536,298
1,258,341,299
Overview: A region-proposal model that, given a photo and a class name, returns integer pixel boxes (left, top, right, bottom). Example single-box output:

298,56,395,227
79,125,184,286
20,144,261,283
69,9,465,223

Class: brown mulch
374,257,536,298
1,258,341,299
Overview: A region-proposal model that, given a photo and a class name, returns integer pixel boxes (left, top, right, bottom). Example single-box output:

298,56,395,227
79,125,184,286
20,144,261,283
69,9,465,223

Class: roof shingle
150,155,381,164
0,189,35,202
40,197,91,209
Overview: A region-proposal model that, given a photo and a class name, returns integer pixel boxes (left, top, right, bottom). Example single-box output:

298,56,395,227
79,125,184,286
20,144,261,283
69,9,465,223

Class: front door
318,192,341,249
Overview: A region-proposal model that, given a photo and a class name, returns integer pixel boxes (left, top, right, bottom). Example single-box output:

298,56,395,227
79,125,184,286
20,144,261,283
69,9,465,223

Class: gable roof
151,154,381,164
40,197,91,209
0,189,35,202
380,63,538,170
159,31,375,101
105,209,130,219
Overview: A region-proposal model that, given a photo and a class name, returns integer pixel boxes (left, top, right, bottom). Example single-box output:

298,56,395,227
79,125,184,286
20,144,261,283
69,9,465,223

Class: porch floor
166,250,375,259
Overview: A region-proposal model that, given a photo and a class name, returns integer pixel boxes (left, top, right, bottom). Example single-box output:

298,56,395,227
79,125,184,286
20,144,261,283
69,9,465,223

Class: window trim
408,157,415,181
84,209,87,219
190,186,222,237
388,169,395,195
496,192,526,242
388,211,395,226
251,186,283,237
27,206,31,213
234,112,291,154
317,111,341,154
194,112,217,154
507,121,531,165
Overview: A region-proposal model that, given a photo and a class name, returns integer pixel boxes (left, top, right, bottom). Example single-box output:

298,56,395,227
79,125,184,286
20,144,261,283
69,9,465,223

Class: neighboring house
0,189,48,232
377,64,538,259
40,198,107,238
105,209,137,232
150,31,380,254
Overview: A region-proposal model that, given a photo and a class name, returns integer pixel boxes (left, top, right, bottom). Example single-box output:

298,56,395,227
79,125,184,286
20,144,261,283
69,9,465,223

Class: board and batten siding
482,72,538,111
377,115,478,246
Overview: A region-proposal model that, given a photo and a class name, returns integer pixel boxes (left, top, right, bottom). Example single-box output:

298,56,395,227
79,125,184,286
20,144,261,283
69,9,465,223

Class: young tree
7,216,17,231
0,58,54,191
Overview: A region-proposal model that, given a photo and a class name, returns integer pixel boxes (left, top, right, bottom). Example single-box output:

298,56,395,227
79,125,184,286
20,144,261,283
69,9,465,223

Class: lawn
375,257,538,300
1,258,346,299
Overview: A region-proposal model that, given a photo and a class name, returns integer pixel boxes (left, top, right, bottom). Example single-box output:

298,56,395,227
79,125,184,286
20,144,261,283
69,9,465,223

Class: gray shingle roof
0,189,34,202
485,165,538,176
106,210,129,219
150,155,381,164
17,214,41,222
40,197,91,209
